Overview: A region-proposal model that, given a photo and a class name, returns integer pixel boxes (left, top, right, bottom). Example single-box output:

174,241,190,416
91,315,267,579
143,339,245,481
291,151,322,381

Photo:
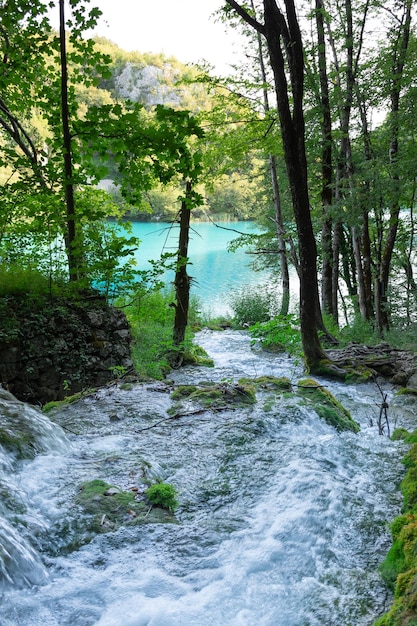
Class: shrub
249,314,303,356
0,263,51,297
145,482,178,513
229,286,273,326
122,289,201,379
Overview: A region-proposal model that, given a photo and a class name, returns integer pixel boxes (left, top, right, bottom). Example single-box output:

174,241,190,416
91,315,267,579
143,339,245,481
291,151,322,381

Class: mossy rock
170,382,256,410
75,479,176,534
239,376,292,391
171,385,198,400
43,389,95,413
392,428,413,442
0,388,68,459
401,465,417,511
344,365,375,383
375,566,417,625
182,345,214,367
0,426,35,459
392,429,417,444
397,388,417,397
297,378,360,433
376,443,417,625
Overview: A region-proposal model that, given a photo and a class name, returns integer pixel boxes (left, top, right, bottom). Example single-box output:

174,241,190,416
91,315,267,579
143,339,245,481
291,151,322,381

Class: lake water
127,221,284,317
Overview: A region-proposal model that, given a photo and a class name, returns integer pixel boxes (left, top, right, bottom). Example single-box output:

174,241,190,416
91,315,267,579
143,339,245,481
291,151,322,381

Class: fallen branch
135,405,236,433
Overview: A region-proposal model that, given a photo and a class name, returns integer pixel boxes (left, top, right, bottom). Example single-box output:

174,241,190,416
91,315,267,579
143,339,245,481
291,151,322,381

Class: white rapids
0,329,412,626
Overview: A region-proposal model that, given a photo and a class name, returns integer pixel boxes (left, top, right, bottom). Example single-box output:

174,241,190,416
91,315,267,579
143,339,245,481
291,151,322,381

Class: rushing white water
0,330,412,626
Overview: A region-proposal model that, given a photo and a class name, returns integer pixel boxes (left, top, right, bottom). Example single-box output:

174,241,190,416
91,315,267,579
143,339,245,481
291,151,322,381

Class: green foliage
376,441,417,624
336,316,381,347
0,263,52,297
145,482,178,513
122,289,201,379
229,286,273,327
122,290,175,379
249,315,303,356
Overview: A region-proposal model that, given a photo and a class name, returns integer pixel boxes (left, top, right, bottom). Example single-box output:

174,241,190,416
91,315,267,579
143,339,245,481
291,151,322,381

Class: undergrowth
120,289,201,380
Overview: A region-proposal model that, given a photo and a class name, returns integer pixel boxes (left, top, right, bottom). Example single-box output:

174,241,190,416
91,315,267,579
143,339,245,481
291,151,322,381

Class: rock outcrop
0,294,133,405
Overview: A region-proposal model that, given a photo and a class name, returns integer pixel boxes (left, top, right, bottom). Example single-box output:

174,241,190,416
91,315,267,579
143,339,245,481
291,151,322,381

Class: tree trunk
377,0,412,332
59,0,79,282
226,0,329,369
251,3,291,317
270,155,290,316
263,0,328,367
315,0,334,318
172,180,192,351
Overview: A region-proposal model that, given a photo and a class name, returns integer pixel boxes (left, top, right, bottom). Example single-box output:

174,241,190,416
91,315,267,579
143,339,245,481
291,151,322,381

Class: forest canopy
0,0,416,366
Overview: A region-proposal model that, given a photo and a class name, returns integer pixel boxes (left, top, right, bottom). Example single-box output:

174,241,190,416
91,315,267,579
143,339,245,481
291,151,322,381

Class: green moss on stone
43,389,95,413
392,429,412,442
297,378,360,433
182,345,214,367
75,478,176,535
397,388,417,397
171,385,198,400
170,382,256,410
0,427,35,458
239,376,293,391
375,443,417,624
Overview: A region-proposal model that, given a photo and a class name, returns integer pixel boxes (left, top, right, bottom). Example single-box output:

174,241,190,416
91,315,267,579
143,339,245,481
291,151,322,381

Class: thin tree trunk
351,224,368,318
315,0,334,317
59,0,79,282
378,0,412,331
269,154,290,315
172,180,192,351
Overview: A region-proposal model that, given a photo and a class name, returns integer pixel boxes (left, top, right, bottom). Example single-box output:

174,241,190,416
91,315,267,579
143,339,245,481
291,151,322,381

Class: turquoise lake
127,220,268,316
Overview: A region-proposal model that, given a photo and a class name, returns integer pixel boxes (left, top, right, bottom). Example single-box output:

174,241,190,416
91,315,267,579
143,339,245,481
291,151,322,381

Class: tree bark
226,0,328,369
172,180,192,351
377,0,412,331
315,0,334,317
250,0,290,317
59,0,79,282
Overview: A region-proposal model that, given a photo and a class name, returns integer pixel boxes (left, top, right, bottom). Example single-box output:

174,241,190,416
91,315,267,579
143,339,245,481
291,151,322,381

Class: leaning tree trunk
172,180,192,354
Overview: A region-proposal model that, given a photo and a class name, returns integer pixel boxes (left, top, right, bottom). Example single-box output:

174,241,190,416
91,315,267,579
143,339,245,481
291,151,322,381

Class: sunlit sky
83,0,244,73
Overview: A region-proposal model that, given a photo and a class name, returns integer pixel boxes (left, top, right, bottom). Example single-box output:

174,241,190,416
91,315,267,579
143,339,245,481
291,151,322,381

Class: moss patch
75,479,177,535
43,389,95,413
239,375,293,392
297,378,360,433
170,382,256,410
375,442,417,625
397,388,417,397
182,345,214,367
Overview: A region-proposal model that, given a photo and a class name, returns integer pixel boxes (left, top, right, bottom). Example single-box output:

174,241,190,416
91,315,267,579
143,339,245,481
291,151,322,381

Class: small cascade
0,331,413,625
0,387,68,589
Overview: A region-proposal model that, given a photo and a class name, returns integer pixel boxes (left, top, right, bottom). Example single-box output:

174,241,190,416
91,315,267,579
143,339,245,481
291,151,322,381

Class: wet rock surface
0,294,133,405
